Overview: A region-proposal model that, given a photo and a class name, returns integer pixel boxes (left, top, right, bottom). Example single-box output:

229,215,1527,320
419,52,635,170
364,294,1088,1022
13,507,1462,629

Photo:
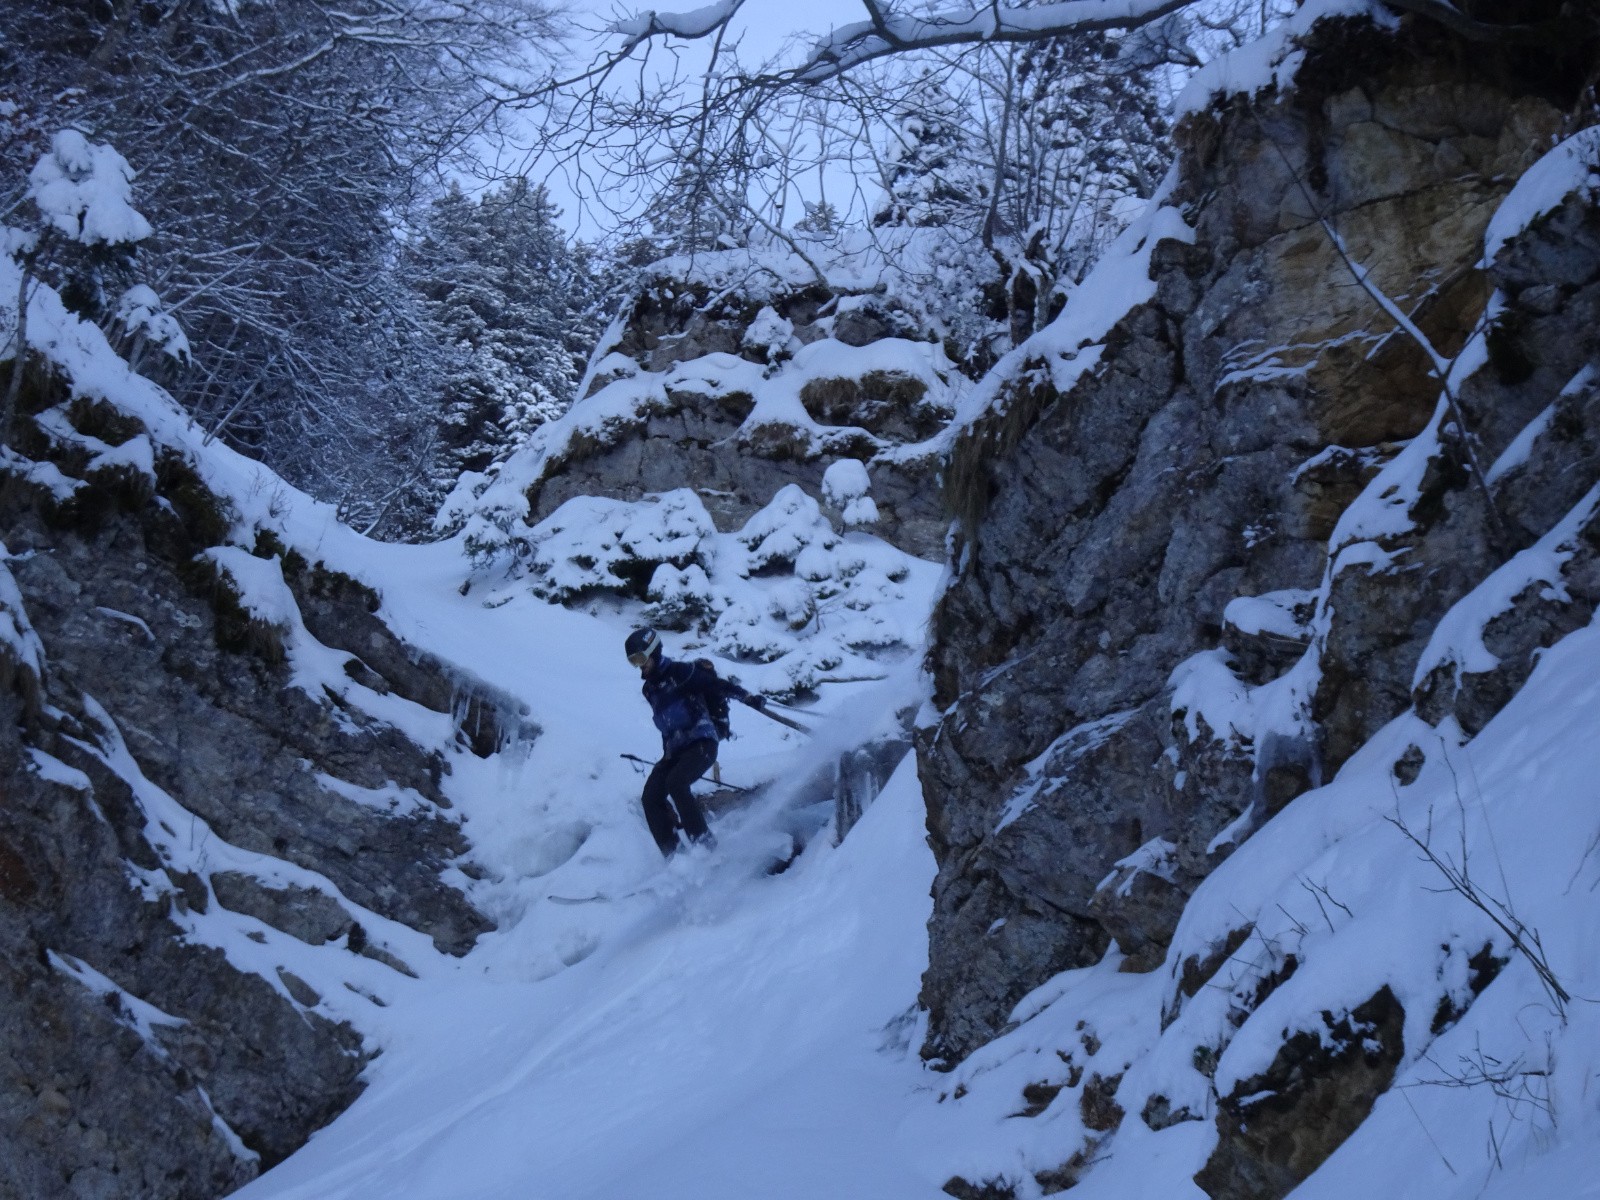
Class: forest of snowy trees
1,0,600,535
1,0,1565,537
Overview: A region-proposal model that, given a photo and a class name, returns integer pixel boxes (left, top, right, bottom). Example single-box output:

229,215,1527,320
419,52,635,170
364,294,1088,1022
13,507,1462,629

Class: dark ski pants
640,738,717,857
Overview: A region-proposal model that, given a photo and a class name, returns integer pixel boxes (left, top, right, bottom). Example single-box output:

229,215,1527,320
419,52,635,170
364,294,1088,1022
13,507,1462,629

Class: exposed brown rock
1194,987,1406,1200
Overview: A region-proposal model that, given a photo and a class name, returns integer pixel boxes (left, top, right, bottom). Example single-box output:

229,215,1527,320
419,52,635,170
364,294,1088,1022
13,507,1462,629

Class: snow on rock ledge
438,255,964,564
0,240,503,1195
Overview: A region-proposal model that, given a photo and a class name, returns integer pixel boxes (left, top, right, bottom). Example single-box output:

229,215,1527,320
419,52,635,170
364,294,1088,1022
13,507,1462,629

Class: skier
624,627,766,857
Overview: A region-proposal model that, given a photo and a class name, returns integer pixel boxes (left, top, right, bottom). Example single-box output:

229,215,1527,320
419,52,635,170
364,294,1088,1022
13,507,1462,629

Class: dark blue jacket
642,657,728,756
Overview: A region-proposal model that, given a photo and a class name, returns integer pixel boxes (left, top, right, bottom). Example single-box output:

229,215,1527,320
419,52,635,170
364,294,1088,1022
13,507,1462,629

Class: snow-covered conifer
822,458,880,529
409,179,601,495
873,75,988,232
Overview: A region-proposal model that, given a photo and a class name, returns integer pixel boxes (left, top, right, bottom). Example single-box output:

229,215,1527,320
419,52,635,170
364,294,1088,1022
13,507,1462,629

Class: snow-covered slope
234,749,940,1200
1,197,951,1195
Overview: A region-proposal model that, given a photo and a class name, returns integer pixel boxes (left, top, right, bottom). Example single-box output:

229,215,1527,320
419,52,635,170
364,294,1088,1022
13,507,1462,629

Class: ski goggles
627,649,655,668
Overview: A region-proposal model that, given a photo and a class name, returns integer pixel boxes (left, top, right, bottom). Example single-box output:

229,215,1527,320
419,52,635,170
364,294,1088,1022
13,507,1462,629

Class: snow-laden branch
612,0,750,51
597,0,1565,93
790,0,1197,83
1321,226,1451,380
605,0,1197,86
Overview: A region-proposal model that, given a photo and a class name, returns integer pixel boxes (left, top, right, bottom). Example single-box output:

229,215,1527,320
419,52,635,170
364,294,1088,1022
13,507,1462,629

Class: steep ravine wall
916,10,1600,1197
0,375,513,1196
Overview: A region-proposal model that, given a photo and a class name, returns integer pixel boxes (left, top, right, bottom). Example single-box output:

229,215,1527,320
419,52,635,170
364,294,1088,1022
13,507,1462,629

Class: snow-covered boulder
526,488,716,602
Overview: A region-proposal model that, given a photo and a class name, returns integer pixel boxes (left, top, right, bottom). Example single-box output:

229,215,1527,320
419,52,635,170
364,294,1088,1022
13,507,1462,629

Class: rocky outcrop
0,670,369,1198
917,7,1598,1086
512,272,958,561
8,502,491,954
1194,987,1406,1200
0,381,503,1194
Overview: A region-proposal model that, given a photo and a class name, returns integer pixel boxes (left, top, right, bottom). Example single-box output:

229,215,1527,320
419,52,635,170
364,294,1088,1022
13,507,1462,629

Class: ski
547,859,708,906
547,880,665,905
742,696,812,733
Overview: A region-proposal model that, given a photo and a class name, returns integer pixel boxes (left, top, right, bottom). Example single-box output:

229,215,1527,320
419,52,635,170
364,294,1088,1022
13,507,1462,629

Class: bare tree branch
540,0,1580,121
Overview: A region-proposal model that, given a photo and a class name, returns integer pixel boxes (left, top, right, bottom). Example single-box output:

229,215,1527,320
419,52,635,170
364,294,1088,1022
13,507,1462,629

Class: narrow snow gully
226,551,951,1200
234,758,943,1200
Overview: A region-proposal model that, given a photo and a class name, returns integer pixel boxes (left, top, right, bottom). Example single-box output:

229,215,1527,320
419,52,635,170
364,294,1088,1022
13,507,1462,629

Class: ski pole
740,696,812,733
618,752,754,793
764,698,817,714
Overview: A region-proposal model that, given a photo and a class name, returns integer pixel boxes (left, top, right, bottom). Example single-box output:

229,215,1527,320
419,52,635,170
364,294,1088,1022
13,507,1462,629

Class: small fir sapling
741,306,798,363
737,484,839,574
112,285,190,377
644,563,718,631
526,490,717,602
5,132,156,448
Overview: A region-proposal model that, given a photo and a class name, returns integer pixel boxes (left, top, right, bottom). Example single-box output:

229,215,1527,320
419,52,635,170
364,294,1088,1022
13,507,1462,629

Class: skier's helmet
625,627,662,669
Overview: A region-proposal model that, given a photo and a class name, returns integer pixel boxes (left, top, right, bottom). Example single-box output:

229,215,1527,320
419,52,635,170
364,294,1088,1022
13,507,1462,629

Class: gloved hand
747,694,768,711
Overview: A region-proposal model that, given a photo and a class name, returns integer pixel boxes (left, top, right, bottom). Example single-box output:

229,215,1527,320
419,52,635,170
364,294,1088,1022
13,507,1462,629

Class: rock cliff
0,352,513,1194
915,8,1600,1198
449,253,963,566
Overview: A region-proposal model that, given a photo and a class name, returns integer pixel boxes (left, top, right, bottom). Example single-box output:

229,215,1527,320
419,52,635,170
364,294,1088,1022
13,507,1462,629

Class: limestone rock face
9,516,492,956
519,273,955,561
0,386,502,1195
917,9,1595,1081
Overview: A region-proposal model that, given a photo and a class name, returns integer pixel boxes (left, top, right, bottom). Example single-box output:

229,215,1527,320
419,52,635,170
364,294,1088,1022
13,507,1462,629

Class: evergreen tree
0,0,560,538
410,179,601,493
1011,30,1171,282
872,73,988,230
635,162,755,259
865,30,1171,361
793,200,842,238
